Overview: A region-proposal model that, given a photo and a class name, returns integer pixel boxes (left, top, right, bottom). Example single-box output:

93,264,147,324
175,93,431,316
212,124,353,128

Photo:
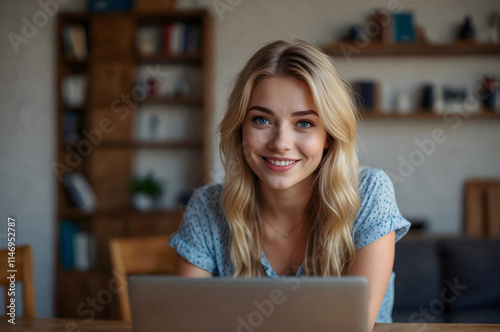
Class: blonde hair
218,40,360,277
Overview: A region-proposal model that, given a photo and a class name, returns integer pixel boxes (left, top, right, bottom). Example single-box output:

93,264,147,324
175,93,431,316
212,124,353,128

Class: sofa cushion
442,238,500,316
448,307,500,324
393,237,445,322
392,309,447,324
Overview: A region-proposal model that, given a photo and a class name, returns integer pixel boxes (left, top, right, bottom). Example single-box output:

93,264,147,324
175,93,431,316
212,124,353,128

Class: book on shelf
137,26,163,56
88,0,133,12
59,221,98,271
170,22,187,55
59,220,79,270
162,22,201,56
61,111,81,145
162,22,174,55
352,81,380,112
61,74,87,108
62,24,88,62
62,173,97,213
185,24,202,54
74,232,98,271
393,13,415,43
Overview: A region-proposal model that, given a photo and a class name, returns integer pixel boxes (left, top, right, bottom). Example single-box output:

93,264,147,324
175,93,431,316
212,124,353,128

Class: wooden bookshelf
55,10,212,319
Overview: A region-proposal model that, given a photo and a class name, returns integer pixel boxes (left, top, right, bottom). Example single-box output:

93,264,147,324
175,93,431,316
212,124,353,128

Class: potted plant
130,173,163,211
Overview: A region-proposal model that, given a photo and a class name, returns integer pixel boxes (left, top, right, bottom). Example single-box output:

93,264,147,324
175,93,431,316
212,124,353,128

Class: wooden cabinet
323,42,500,119
55,10,212,319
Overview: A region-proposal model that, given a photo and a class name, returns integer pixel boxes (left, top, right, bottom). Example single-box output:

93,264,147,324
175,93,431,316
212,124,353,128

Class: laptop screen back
128,276,368,332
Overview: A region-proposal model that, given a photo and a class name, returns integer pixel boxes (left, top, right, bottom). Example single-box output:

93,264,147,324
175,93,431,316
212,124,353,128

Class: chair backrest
109,234,176,322
465,179,500,237
0,245,35,318
487,185,500,236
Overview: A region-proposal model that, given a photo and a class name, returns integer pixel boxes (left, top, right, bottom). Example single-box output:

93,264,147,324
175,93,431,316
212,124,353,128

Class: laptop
128,276,368,332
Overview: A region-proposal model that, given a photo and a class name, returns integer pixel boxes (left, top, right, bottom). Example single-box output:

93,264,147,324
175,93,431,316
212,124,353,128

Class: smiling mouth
263,157,298,166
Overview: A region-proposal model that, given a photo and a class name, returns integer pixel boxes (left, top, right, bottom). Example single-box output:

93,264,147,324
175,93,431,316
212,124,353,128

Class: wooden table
1,317,499,331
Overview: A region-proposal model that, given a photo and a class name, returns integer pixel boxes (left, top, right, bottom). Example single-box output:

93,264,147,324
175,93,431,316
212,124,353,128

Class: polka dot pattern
169,166,411,323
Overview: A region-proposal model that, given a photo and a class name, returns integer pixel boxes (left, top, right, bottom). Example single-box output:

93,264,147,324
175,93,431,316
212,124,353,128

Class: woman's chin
259,177,306,192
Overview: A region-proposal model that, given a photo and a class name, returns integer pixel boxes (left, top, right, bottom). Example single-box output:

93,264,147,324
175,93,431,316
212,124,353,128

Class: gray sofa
392,236,500,323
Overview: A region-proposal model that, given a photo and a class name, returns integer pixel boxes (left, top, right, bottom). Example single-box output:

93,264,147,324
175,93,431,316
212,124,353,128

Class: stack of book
163,22,201,55
137,23,201,56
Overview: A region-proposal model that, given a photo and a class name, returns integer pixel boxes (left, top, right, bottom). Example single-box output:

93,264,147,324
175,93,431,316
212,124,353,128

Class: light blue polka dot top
169,166,411,323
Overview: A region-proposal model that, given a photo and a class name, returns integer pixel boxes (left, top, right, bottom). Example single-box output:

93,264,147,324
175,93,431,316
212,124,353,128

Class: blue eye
298,121,313,128
254,117,269,125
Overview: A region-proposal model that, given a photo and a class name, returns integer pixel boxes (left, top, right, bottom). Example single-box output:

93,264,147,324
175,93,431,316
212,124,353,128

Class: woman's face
241,76,329,192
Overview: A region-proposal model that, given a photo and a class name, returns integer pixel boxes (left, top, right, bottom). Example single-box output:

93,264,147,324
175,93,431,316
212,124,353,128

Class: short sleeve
168,186,220,274
352,167,411,251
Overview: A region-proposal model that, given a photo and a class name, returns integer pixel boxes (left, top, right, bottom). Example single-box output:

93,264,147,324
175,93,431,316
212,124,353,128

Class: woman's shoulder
358,166,394,198
358,166,393,196
191,183,223,202
179,183,227,230
189,184,222,205
359,165,390,183
185,183,225,219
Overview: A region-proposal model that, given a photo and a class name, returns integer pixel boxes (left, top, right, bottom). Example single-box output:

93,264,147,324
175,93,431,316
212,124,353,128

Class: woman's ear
324,135,334,150
323,136,333,157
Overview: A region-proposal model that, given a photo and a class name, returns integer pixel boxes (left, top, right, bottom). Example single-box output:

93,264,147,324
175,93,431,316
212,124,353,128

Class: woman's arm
346,230,395,331
174,254,213,277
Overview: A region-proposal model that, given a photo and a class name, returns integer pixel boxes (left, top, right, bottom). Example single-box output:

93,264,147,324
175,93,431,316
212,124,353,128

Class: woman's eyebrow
247,105,318,117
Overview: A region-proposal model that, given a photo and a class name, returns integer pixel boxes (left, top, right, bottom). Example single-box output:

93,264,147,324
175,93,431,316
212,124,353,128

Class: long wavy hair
218,40,360,277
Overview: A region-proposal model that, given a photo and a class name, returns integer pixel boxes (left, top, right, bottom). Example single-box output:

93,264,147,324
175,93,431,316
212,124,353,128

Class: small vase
132,193,154,211
459,16,475,41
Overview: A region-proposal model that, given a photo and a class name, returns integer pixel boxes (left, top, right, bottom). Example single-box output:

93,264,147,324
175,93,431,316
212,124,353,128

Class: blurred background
0,0,499,323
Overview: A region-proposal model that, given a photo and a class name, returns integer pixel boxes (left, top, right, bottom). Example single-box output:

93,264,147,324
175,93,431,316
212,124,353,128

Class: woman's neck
258,177,313,229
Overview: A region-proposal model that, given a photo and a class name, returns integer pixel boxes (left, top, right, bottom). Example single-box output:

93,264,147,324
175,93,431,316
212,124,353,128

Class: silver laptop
128,276,368,332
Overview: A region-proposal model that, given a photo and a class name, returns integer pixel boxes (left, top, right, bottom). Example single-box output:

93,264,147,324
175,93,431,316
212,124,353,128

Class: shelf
61,207,182,219
135,10,208,22
360,110,500,119
100,140,203,149
63,59,88,67
140,96,203,105
62,141,204,150
137,53,202,64
61,104,86,111
324,42,500,57
61,208,123,219
58,267,111,276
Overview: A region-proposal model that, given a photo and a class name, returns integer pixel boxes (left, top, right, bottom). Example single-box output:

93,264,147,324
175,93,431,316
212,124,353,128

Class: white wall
0,0,499,317
0,0,85,318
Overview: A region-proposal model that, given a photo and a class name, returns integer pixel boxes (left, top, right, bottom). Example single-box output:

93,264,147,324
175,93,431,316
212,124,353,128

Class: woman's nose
268,125,293,152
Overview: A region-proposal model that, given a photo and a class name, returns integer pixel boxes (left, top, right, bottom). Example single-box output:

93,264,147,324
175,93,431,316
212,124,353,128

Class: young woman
169,40,411,328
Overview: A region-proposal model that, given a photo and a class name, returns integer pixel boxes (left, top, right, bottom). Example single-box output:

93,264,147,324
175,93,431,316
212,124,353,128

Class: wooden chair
109,234,177,322
465,179,500,237
0,245,35,317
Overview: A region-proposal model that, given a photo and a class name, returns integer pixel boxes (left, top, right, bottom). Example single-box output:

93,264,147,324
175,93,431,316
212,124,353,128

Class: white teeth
265,158,296,166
